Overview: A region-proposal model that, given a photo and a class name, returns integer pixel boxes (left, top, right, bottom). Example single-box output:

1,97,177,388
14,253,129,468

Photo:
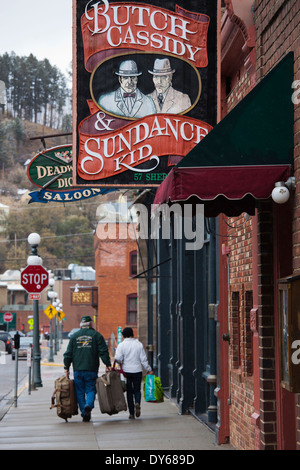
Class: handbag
144,374,164,402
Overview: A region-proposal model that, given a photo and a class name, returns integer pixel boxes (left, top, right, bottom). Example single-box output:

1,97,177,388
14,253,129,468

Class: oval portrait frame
90,52,202,121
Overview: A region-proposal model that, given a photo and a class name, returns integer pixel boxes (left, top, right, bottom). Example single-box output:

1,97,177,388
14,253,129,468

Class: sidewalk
0,340,234,451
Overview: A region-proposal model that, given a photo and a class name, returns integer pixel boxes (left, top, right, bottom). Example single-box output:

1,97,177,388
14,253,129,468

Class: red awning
153,165,292,217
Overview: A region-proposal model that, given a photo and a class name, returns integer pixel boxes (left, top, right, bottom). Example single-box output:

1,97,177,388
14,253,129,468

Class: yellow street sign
44,304,57,320
58,310,66,321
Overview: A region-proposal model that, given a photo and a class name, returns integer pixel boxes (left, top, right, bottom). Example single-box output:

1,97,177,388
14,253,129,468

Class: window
231,291,241,368
231,290,254,375
127,294,137,325
130,250,137,276
244,291,253,376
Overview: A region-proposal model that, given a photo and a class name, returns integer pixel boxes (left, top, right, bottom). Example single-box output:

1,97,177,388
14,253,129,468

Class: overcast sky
0,0,72,75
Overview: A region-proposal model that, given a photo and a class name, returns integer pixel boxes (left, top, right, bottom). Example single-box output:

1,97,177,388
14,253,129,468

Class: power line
0,231,94,244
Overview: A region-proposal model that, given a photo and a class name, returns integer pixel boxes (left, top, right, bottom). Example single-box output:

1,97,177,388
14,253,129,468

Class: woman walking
115,327,153,419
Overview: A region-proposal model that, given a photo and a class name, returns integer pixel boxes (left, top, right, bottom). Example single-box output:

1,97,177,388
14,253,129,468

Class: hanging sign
71,287,98,308
27,144,115,203
28,187,114,204
73,0,218,188
27,145,73,190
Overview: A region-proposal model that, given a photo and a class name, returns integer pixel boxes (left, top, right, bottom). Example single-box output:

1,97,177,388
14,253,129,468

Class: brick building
53,278,97,334
218,0,300,450
151,0,299,450
0,267,98,337
94,221,138,353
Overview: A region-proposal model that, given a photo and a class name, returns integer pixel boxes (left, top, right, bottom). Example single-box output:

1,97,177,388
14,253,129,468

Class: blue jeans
74,371,98,417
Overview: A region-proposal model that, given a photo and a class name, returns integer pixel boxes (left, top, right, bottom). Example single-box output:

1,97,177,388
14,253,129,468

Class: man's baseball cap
81,315,92,323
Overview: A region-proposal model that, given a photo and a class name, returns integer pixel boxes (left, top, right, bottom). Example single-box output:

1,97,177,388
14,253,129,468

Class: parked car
0,332,13,354
12,337,33,360
68,328,80,338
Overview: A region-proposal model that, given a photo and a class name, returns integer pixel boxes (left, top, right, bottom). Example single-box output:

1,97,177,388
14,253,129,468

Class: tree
1,201,98,271
62,114,72,132
13,118,26,151
0,52,70,126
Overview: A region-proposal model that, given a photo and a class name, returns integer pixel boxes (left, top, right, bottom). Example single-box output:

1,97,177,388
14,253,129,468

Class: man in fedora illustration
98,60,156,119
148,58,191,114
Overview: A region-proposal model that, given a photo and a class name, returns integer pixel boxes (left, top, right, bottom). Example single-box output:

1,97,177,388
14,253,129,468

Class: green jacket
63,327,111,372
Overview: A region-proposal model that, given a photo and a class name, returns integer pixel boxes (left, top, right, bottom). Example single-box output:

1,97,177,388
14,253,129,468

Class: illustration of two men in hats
98,58,191,118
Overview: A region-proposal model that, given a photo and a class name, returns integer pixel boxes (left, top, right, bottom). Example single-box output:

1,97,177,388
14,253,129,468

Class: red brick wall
221,0,299,449
226,214,256,450
221,9,257,449
255,0,300,270
94,225,137,350
254,0,300,449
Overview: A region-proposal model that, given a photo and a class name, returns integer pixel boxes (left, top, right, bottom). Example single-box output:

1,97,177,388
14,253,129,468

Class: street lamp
27,233,42,388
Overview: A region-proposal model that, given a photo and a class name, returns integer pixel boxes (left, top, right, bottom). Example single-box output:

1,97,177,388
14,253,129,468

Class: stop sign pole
24,233,48,389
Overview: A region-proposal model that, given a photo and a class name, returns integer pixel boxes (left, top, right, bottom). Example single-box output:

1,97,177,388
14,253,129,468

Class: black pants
125,372,142,416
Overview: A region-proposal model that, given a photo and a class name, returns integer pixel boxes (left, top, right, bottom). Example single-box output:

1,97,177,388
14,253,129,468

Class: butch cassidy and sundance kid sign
73,0,218,188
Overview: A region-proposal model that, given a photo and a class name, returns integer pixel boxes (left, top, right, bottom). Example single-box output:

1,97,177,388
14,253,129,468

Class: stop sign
21,265,49,294
3,312,13,323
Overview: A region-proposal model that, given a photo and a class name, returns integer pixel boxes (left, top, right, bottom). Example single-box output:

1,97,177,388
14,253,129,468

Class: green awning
154,53,294,216
179,52,294,169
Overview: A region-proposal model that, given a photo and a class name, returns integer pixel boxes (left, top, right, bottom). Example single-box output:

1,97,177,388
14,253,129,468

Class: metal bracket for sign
29,132,72,149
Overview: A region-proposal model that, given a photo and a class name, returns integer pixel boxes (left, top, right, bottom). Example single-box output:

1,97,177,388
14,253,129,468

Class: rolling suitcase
96,369,127,415
50,375,78,422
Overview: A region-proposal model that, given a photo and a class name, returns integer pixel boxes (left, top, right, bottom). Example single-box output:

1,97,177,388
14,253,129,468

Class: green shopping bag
144,375,164,402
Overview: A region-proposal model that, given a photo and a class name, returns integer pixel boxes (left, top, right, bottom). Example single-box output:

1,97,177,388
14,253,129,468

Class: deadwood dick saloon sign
74,0,218,188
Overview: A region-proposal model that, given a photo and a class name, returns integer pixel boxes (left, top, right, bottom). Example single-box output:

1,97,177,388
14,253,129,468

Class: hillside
0,118,141,273
0,119,112,272
0,117,72,194
21,120,72,160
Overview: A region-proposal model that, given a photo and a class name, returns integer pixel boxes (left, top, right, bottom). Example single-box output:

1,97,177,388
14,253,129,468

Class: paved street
0,340,50,414
0,355,28,400
0,340,234,453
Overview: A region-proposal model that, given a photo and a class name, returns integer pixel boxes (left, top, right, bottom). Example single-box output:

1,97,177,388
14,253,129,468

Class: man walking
64,315,111,422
